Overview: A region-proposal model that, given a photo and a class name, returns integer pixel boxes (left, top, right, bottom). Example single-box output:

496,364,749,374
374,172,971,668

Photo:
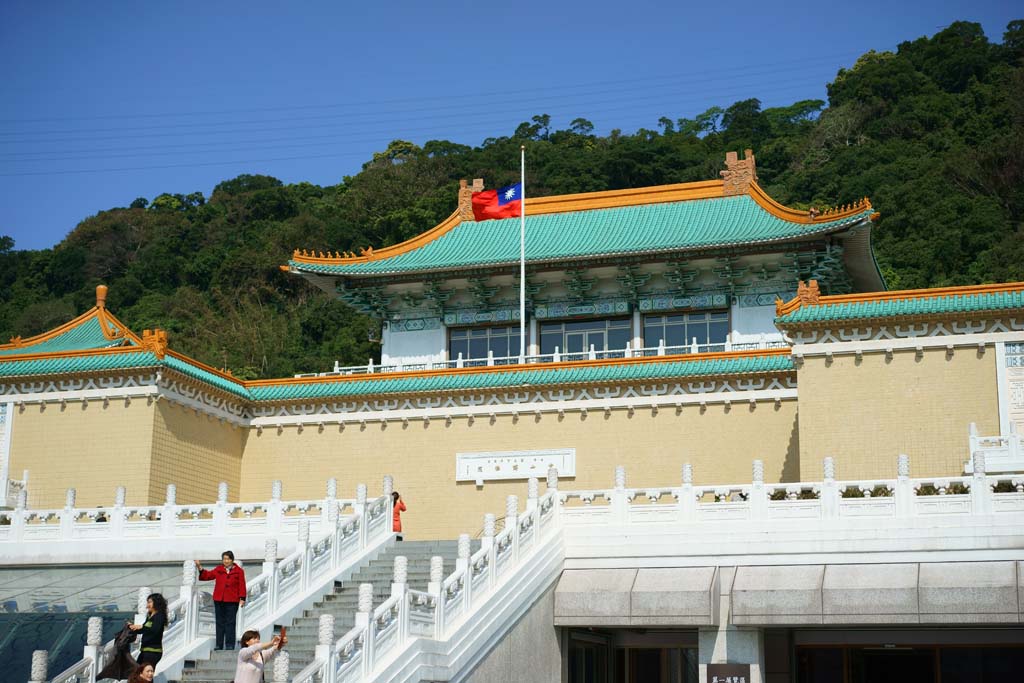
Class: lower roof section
554,561,1024,628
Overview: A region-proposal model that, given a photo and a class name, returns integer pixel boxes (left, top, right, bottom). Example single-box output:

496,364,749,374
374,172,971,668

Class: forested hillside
1,21,1021,379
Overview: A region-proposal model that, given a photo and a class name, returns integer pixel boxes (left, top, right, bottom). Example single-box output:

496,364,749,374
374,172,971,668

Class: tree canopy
1,20,1021,378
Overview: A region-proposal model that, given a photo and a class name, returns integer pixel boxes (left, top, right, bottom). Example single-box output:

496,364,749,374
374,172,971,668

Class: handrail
297,338,788,377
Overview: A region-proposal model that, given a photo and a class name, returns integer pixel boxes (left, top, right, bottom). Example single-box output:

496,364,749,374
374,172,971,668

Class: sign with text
707,663,751,683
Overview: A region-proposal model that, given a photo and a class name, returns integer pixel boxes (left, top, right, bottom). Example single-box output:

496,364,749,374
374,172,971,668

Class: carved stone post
298,519,311,591
613,465,628,524
355,483,368,547
970,451,993,515
820,457,839,518
750,460,768,520
356,584,374,677
316,614,336,683
213,482,229,535
323,477,337,529
161,484,177,537
273,650,290,683
110,485,126,538
262,538,279,620
29,651,48,683
267,480,283,535
12,488,27,541
382,475,394,539
679,463,697,523
392,555,408,642
180,559,200,644
60,487,77,539
526,477,539,512
505,495,520,564
457,533,473,608
84,616,103,681
895,454,914,518
428,556,444,595
136,586,150,626
482,513,497,590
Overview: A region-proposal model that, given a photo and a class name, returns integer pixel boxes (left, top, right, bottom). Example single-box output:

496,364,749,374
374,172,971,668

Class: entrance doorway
797,645,1024,683
567,630,698,683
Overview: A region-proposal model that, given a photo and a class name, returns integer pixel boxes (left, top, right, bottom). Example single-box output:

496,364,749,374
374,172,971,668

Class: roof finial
721,149,758,196
458,178,484,222
96,284,108,309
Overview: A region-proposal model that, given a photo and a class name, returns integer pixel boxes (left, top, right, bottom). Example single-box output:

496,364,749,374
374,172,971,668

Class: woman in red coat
194,551,246,650
392,491,406,540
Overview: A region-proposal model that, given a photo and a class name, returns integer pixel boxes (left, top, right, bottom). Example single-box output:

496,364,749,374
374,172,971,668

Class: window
643,311,729,349
448,326,522,362
539,318,632,356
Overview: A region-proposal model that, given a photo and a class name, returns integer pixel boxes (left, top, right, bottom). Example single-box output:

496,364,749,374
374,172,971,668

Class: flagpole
519,144,526,364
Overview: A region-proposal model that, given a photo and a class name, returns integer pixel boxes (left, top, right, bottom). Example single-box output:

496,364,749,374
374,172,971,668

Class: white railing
0,479,362,563
294,476,563,683
36,479,396,683
558,456,1024,532
966,421,1024,473
294,337,788,377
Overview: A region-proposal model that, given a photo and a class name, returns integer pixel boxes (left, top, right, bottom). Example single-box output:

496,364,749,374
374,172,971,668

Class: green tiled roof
247,354,794,402
0,351,161,375
1,351,794,403
776,290,1024,324
0,316,133,357
290,196,872,275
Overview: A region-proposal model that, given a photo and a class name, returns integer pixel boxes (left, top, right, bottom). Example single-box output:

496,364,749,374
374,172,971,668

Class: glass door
569,631,612,683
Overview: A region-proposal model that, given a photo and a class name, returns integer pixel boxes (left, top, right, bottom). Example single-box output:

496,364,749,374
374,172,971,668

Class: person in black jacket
129,593,168,666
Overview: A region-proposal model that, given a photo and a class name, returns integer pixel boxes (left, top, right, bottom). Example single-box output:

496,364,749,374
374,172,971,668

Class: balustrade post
28,650,47,683
505,495,520,565
970,451,993,515
213,482,229,535
482,514,496,591
298,520,312,592
273,650,290,683
60,487,76,539
382,475,394,539
161,484,177,537
267,480,284,535
820,457,839,518
429,556,445,639
136,587,150,626
392,556,408,644
12,489,27,542
749,460,768,520
894,454,914,518
323,478,337,529
84,616,103,682
679,463,697,523
613,466,628,524
355,484,368,548
457,533,473,608
526,477,539,513
262,539,280,623
316,614,337,683
180,559,200,644
110,486,126,538
356,584,374,677
546,466,562,529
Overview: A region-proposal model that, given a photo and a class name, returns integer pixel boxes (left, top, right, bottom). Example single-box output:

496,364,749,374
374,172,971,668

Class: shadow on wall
781,409,800,482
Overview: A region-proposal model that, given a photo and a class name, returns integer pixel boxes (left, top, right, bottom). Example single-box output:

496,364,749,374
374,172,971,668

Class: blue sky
0,0,1018,250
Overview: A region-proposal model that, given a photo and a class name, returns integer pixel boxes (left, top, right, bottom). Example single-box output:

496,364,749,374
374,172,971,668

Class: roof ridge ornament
797,280,821,306
96,284,108,310
141,328,169,359
458,178,485,222
721,149,757,196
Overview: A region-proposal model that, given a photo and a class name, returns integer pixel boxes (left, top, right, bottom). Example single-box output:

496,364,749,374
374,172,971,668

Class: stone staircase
179,540,469,682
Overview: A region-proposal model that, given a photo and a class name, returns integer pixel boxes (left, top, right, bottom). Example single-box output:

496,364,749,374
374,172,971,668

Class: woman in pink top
392,491,406,540
233,630,285,683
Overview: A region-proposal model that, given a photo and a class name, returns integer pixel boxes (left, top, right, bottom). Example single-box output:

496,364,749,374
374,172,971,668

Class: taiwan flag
472,182,522,221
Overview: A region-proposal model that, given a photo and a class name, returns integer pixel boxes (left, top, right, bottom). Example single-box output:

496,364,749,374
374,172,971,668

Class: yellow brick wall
239,401,800,540
8,399,156,508
797,346,1000,479
149,401,245,504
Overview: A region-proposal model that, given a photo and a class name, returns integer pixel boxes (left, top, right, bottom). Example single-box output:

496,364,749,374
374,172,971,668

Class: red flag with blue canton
471,183,522,221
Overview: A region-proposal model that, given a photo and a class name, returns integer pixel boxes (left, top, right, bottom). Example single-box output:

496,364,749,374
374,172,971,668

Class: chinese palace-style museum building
2,150,1023,683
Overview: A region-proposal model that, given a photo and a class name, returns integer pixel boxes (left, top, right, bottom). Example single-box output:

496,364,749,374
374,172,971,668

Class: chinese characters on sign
707,663,750,683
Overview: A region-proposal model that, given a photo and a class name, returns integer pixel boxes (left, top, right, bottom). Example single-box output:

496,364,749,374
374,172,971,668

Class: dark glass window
448,326,522,362
539,318,631,356
643,310,729,349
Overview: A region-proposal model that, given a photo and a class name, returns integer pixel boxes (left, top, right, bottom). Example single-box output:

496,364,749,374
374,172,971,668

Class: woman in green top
129,593,168,666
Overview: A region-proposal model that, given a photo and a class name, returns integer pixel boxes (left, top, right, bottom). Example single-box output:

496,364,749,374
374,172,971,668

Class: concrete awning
554,567,716,626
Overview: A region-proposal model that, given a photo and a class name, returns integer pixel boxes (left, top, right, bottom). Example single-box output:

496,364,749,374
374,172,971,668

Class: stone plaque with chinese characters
455,448,575,485
707,663,751,683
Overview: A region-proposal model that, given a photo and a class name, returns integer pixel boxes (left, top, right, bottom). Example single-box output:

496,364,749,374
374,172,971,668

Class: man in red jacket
194,550,247,650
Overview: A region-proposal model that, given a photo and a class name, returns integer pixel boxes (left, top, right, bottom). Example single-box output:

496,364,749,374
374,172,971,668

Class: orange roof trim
775,280,1024,317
